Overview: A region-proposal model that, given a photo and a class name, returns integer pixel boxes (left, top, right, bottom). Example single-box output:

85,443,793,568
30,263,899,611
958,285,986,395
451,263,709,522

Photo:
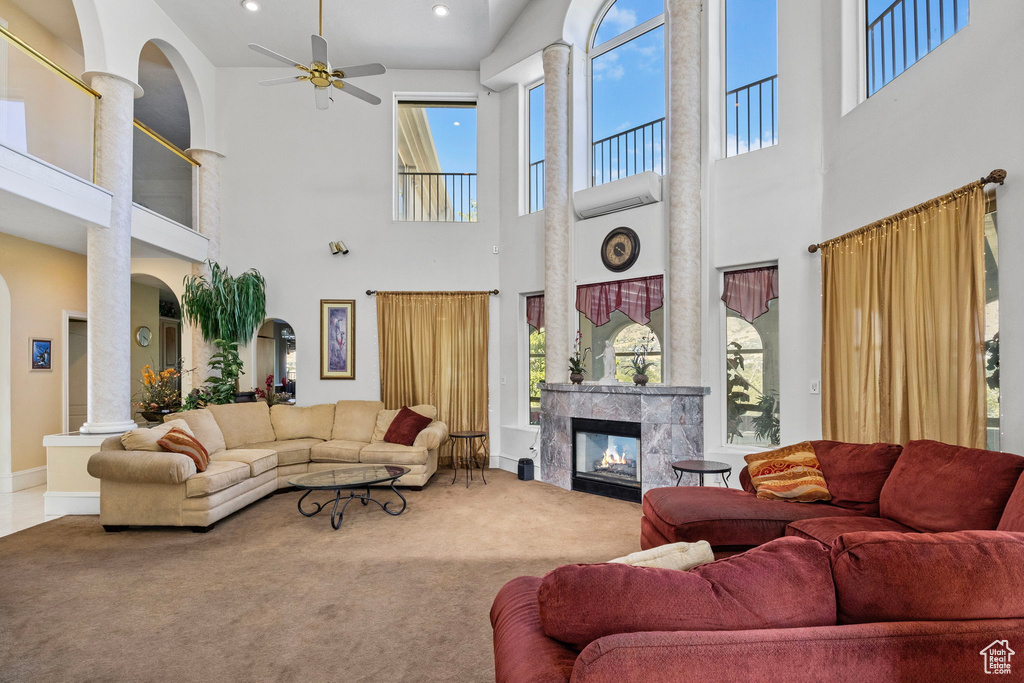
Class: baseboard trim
0,465,47,493
43,491,99,516
497,454,532,474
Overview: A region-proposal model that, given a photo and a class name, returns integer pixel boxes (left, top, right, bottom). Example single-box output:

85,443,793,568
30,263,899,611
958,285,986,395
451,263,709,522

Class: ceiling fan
248,0,386,110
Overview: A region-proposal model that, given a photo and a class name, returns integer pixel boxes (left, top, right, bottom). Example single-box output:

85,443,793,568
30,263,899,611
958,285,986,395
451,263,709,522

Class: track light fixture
330,240,349,255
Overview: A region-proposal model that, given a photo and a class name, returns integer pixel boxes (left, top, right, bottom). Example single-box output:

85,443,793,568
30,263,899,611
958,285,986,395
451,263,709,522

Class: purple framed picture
320,300,355,379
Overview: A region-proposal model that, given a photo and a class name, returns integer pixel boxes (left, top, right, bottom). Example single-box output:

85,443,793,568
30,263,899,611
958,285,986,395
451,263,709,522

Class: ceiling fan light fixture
432,5,450,17
241,0,260,11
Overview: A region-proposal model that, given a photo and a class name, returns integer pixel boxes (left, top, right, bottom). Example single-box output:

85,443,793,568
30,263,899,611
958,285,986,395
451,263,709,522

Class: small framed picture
320,300,355,380
30,338,52,371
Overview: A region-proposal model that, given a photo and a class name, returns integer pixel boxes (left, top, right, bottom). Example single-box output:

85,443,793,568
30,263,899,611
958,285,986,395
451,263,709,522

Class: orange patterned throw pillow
744,442,831,503
158,427,210,472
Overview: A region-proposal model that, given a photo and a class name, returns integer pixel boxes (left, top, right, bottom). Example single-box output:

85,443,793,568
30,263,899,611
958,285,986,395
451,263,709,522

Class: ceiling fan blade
314,86,330,110
249,43,308,70
332,63,387,79
259,76,307,86
311,34,330,68
332,80,382,106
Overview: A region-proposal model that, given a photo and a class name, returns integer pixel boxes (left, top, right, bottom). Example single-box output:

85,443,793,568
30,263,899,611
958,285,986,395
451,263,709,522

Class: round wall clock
601,227,641,272
136,326,152,348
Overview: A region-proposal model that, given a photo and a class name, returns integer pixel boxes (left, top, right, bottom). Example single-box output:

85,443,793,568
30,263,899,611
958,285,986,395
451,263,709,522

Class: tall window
722,267,780,446
984,193,999,450
528,83,545,213
396,100,477,222
867,0,969,96
725,0,778,157
576,275,664,382
591,0,665,186
526,295,545,425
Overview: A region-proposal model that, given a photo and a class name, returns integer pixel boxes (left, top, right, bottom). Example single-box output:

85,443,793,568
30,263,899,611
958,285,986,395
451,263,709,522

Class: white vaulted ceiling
153,0,534,70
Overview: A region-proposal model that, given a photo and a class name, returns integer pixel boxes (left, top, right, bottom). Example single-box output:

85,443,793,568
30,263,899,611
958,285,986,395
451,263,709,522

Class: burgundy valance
722,266,779,323
526,294,545,331
576,275,664,327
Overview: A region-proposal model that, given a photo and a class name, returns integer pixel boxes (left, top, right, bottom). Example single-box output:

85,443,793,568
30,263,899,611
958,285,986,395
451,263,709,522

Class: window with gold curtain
376,292,489,468
821,182,987,448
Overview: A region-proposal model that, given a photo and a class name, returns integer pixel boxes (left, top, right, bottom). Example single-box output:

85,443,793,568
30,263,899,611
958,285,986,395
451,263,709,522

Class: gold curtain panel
821,182,987,448
376,292,490,468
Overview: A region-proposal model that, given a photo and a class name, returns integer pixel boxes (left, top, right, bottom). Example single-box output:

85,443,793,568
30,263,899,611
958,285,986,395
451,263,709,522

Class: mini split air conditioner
574,171,662,219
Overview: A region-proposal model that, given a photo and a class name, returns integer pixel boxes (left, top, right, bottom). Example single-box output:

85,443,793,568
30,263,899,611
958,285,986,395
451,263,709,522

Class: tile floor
0,485,53,538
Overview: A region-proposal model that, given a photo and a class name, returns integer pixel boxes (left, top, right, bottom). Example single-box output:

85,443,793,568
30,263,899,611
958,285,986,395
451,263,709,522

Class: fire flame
599,446,629,469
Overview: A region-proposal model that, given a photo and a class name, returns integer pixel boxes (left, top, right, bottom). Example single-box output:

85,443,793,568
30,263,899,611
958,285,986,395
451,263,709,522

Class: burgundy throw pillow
879,440,1024,532
538,537,836,649
157,427,210,472
812,441,903,516
383,406,433,447
832,530,1024,624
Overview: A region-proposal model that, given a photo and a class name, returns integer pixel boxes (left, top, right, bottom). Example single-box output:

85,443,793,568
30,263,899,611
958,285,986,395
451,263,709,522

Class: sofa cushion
997,475,1024,532
879,440,1024,532
642,486,864,548
812,441,903,516
490,577,579,683
832,530,1024,624
371,404,437,443
538,537,836,649
88,451,196,485
786,516,916,546
608,540,714,570
247,438,321,466
209,448,277,477
157,428,210,472
167,410,226,455
383,406,434,446
270,404,335,441
207,402,277,450
359,442,429,466
332,401,384,442
185,460,250,498
311,439,366,463
121,419,194,452
744,442,831,502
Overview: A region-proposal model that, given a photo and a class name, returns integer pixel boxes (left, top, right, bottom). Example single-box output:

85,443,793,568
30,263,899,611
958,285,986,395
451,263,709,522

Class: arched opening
612,322,661,382
256,319,296,403
129,274,182,424
133,40,193,227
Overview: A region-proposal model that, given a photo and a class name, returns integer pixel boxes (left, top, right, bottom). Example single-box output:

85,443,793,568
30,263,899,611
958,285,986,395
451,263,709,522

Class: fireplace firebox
571,417,642,503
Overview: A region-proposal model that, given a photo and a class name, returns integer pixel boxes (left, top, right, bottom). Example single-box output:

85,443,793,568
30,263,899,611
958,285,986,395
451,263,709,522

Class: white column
185,148,225,386
79,73,140,434
543,43,571,385
666,0,703,386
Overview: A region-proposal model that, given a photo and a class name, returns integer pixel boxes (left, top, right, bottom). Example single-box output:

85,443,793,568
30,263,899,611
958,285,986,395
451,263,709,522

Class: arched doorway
129,274,182,424
257,319,296,401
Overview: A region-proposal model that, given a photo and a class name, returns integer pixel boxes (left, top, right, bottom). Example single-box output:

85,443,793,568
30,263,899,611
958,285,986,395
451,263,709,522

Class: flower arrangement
629,335,656,385
568,330,590,380
135,365,181,415
254,374,293,406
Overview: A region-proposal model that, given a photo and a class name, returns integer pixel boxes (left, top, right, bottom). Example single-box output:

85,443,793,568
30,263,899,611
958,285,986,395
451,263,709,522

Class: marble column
543,42,571,385
185,148,225,386
666,0,702,386
79,73,140,434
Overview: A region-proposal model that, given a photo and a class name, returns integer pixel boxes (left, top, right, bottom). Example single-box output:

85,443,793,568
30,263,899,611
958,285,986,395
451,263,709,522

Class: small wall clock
601,227,641,272
136,326,152,347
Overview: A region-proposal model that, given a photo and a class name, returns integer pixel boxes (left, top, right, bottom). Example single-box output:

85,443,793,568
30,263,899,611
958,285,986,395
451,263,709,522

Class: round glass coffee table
289,465,410,530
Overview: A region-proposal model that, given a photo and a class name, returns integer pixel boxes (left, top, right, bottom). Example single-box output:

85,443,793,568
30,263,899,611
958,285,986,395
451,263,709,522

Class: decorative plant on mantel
181,261,267,403
568,330,590,384
628,335,656,386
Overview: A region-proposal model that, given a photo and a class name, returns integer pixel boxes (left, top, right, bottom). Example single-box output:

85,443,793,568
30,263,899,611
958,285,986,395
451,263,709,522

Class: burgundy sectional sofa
641,439,1024,554
491,530,1024,682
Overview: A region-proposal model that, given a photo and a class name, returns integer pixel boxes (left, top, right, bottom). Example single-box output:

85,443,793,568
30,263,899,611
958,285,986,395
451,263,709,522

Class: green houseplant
629,335,656,386
568,330,590,384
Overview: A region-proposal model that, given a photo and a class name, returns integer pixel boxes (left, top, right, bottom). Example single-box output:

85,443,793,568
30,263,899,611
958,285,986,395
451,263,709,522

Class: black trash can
517,458,535,481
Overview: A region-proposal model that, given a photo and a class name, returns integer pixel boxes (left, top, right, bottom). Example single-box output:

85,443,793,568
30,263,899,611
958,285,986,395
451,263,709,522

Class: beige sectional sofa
86,401,448,532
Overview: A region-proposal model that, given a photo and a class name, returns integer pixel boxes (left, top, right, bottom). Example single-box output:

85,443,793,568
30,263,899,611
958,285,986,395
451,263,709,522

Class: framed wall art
30,338,52,371
320,300,355,379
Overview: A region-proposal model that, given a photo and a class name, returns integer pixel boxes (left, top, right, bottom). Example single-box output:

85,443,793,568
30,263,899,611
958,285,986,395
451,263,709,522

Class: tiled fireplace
540,383,709,498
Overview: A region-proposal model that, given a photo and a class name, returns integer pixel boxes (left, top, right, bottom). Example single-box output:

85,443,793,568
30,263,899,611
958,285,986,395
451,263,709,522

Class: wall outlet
810,380,820,394
492,245,500,254
501,376,507,385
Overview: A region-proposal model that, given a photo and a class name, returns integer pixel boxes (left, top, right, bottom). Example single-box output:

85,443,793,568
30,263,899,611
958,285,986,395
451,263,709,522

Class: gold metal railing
132,118,199,167
0,24,100,98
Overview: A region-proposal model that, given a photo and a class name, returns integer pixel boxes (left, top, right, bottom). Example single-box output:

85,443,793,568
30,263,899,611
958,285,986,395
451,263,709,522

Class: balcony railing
397,172,477,222
725,75,778,158
132,119,198,229
529,159,545,213
592,117,665,187
867,0,969,96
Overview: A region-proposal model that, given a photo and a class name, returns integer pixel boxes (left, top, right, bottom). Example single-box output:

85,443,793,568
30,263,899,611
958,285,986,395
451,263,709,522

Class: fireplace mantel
539,383,710,496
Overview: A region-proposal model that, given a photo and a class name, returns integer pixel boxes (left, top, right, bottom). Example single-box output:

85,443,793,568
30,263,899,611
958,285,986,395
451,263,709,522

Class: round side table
672,459,732,487
449,431,489,488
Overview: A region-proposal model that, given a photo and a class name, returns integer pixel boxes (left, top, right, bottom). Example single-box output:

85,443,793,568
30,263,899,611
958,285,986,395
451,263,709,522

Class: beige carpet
0,470,642,682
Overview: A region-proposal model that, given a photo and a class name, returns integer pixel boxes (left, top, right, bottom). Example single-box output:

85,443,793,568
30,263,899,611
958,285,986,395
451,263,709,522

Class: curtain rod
366,290,499,296
807,169,1006,254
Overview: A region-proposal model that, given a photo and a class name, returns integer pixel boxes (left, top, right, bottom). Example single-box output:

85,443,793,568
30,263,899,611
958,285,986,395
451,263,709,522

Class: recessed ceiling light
242,0,260,11
433,5,450,17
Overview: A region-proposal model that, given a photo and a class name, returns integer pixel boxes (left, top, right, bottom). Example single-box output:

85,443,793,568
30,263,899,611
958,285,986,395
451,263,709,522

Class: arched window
613,323,662,383
591,0,666,186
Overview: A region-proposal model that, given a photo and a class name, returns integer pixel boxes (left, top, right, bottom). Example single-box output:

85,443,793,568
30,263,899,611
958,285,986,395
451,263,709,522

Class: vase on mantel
632,373,649,386
570,372,584,385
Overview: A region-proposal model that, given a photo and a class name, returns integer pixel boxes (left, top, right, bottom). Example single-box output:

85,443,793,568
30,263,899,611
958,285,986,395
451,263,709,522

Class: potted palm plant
181,261,267,404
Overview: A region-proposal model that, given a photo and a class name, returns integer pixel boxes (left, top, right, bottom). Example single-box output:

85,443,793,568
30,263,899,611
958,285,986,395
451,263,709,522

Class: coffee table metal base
297,484,407,530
